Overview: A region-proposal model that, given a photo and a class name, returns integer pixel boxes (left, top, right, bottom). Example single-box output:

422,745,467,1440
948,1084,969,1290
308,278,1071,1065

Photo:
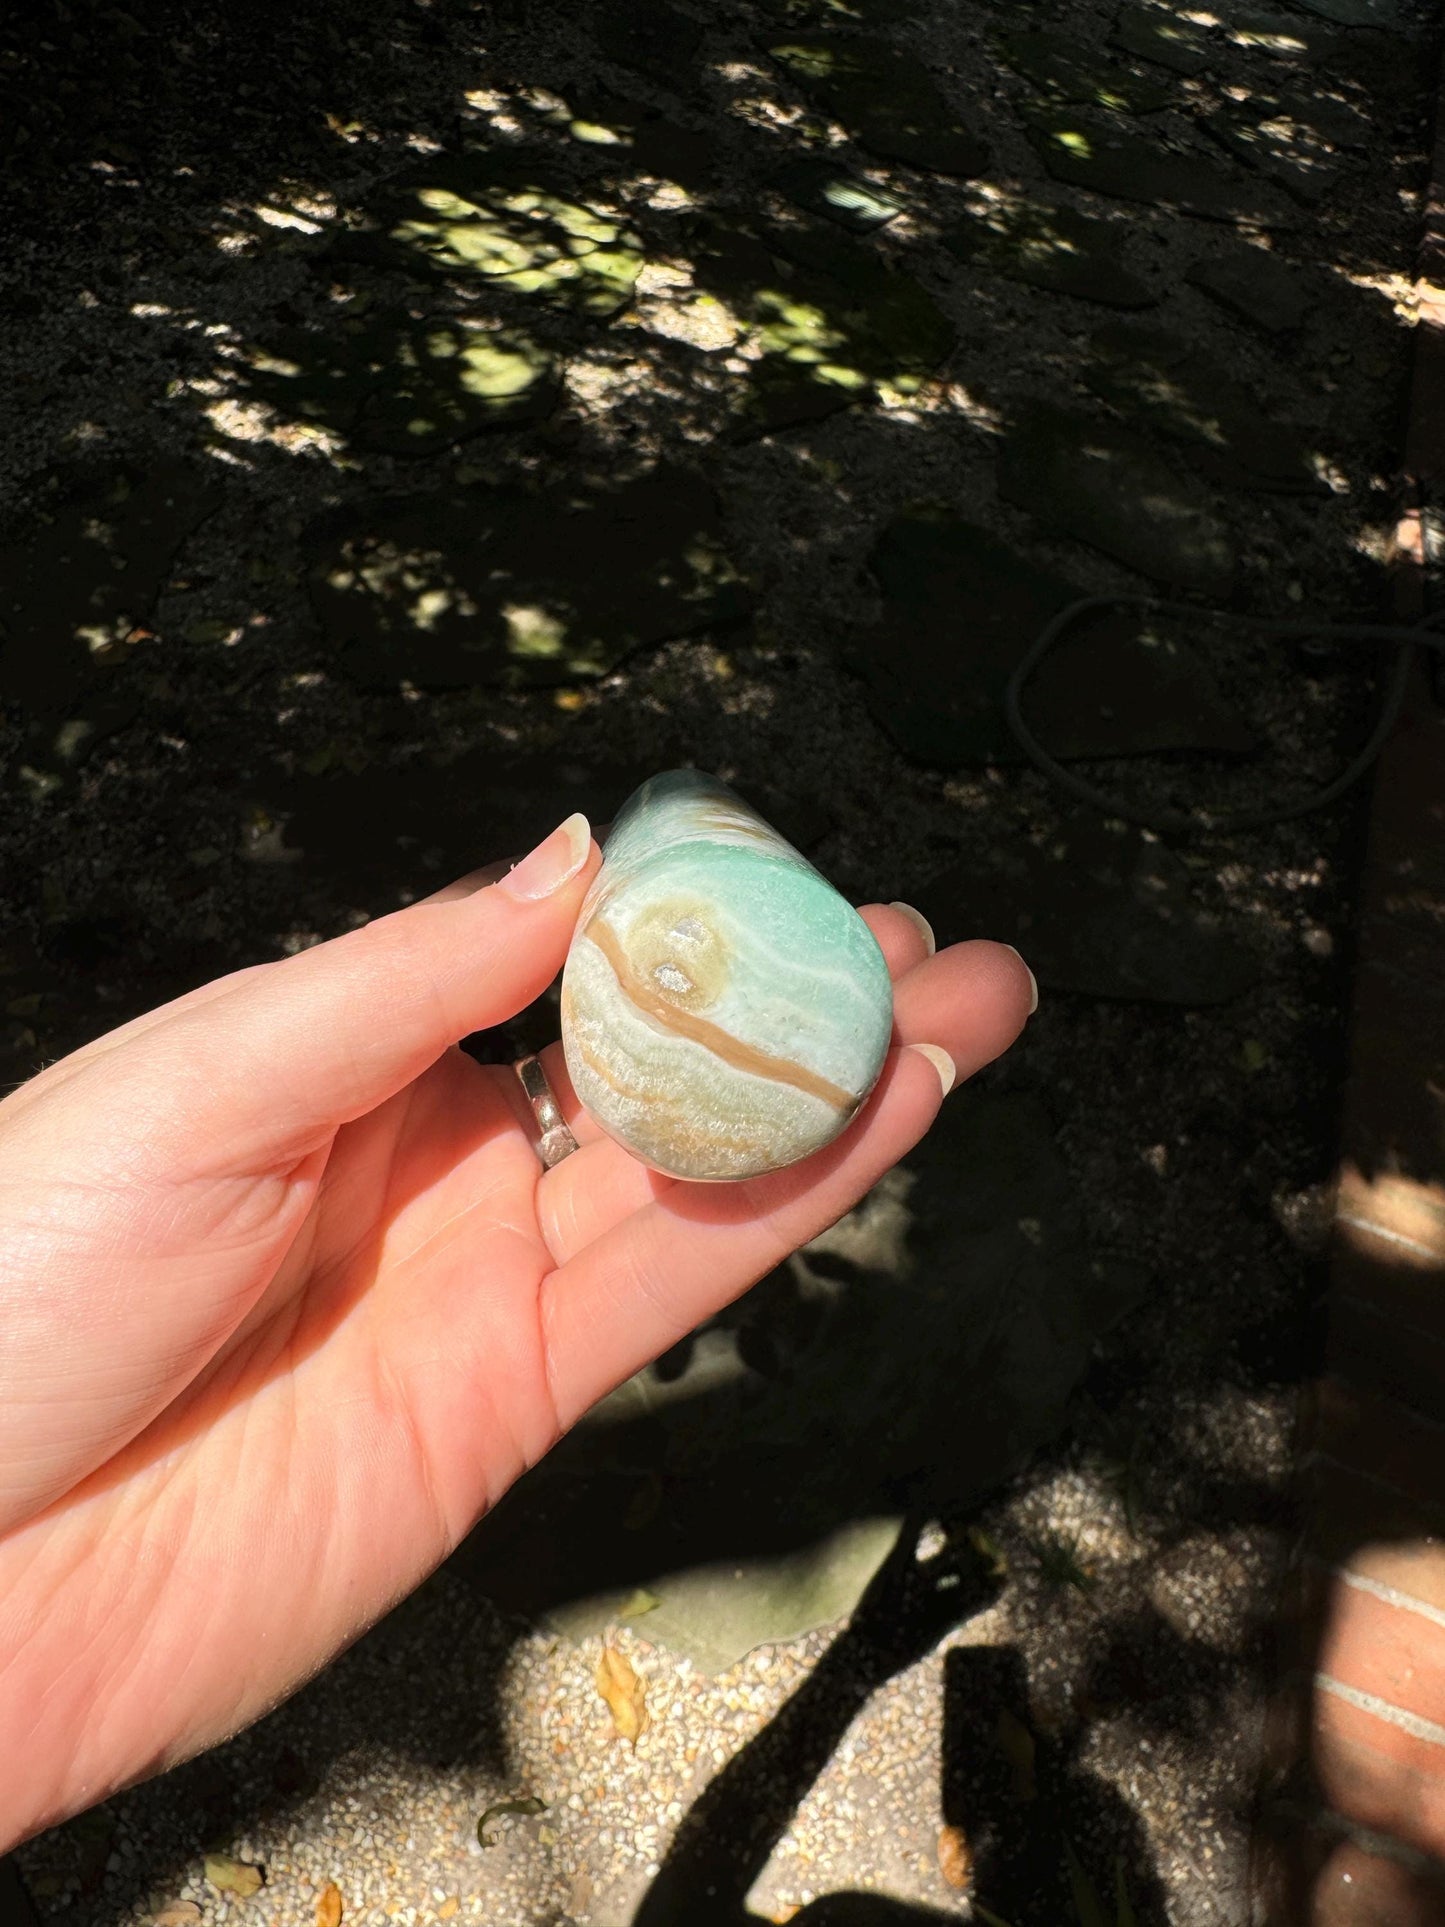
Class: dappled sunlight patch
204,393,330,452
388,180,645,315
305,467,750,692
627,289,742,354
767,0,931,21
1201,81,1366,206
502,602,570,661
253,204,324,235
945,380,1005,432
569,116,627,147
1110,3,1214,76
1329,262,1432,326
230,311,560,458
1309,450,1351,492
685,211,955,436
753,290,861,381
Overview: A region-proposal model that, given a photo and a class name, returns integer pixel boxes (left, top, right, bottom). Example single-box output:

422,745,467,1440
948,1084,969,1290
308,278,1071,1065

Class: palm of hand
0,835,1030,1848
2,1047,589,1835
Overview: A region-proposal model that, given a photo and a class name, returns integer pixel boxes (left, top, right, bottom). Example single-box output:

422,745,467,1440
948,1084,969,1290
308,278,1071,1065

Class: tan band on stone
514,1054,581,1169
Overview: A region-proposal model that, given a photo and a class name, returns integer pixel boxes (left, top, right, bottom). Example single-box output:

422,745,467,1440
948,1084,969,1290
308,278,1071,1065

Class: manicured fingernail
889,901,936,956
1004,944,1039,1014
908,1042,956,1097
497,813,591,901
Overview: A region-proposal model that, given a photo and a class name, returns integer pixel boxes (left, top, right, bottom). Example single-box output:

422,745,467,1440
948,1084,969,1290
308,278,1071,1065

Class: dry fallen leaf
315,1880,343,1927
596,1642,649,1745
437,1900,460,1921
151,1907,202,1927
937,1823,974,1892
203,1852,264,1898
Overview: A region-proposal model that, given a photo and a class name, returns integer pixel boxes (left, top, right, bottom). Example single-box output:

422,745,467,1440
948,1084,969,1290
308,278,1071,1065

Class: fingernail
889,901,936,956
497,813,592,901
461,859,515,894
907,1042,956,1098
1004,944,1039,1014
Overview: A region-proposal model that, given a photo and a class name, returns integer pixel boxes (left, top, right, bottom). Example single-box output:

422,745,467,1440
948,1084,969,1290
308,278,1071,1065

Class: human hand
0,814,1033,1847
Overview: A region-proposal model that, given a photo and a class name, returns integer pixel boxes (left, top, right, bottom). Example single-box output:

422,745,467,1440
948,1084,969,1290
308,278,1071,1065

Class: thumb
43,813,599,1181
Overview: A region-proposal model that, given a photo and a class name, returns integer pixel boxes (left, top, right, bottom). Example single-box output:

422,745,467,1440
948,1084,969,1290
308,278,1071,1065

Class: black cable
1003,596,1445,838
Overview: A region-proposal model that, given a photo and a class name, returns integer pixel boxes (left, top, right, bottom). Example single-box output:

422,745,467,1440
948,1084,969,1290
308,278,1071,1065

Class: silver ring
514,1054,580,1169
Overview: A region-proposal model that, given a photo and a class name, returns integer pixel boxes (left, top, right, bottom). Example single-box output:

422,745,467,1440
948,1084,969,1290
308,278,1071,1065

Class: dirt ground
2,0,1441,1920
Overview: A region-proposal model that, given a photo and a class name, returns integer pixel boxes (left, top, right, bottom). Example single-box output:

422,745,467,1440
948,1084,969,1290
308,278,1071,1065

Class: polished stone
561,771,894,1181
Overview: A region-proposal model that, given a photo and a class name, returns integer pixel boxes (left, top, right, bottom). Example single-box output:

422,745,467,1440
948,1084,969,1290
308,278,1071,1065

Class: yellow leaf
596,1643,649,1745
316,1881,344,1927
151,1907,202,1927
437,1901,460,1920
937,1823,973,1892
203,1853,264,1898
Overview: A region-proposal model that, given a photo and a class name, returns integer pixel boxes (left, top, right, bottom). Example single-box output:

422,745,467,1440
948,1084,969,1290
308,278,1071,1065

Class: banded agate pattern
560,770,894,1181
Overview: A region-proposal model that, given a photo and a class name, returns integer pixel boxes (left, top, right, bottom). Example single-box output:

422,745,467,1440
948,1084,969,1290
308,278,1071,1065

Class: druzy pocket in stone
560,771,894,1181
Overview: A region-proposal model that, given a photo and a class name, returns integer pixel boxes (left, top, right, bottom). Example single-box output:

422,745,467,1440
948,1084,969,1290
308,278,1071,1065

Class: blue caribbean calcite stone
560,770,894,1181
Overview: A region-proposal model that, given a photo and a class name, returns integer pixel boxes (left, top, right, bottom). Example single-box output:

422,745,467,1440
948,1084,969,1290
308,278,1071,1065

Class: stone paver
1186,245,1312,336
